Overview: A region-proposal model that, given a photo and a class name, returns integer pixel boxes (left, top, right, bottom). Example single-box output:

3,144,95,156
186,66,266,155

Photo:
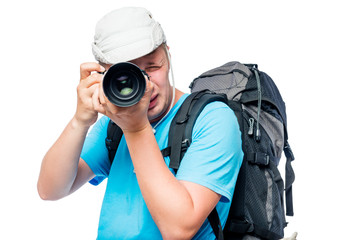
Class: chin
148,107,166,123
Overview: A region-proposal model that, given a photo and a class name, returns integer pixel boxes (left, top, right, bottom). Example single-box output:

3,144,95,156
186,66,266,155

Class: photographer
37,7,243,239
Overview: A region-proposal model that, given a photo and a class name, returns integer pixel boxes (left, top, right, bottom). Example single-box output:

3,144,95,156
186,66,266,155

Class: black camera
103,62,148,107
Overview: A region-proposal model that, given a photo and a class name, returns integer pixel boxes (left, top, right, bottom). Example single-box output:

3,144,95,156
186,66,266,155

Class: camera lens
115,75,134,96
103,62,147,107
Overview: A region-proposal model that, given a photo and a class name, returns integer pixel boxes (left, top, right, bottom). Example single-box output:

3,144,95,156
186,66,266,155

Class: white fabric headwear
92,7,166,64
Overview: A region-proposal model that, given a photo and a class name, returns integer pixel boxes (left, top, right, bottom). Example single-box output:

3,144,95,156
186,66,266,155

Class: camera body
103,62,147,107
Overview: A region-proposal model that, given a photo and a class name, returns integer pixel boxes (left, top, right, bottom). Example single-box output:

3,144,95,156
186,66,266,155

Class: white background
1,0,359,239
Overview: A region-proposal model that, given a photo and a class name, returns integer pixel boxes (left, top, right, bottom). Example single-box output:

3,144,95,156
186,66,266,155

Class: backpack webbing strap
208,208,224,240
105,120,123,164
284,141,295,216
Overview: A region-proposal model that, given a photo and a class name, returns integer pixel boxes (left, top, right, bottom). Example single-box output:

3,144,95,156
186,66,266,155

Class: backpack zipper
248,118,255,136
253,66,262,142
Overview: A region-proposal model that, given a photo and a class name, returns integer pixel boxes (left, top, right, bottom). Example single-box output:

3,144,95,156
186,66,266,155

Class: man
38,7,243,239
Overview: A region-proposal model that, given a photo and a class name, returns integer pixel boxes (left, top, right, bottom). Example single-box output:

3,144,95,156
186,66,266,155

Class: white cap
92,7,166,64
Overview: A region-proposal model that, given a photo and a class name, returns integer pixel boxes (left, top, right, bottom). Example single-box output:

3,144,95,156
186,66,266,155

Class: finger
98,81,107,105
146,79,154,95
80,62,106,81
78,72,104,91
92,86,106,114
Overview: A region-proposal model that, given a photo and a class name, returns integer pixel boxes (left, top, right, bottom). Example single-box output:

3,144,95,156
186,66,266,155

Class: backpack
105,61,295,240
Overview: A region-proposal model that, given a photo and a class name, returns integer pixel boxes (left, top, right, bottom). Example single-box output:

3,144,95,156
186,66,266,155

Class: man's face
102,45,172,123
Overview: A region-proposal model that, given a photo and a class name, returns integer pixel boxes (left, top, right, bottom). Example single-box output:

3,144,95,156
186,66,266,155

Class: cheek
149,71,170,89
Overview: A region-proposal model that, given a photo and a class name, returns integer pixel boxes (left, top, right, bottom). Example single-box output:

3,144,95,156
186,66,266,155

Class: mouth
148,95,158,109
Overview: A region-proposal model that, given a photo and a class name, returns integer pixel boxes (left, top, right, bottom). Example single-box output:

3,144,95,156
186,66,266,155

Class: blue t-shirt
81,94,243,239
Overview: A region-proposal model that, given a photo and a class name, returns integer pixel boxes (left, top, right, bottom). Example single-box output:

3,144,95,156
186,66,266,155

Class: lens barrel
103,62,147,107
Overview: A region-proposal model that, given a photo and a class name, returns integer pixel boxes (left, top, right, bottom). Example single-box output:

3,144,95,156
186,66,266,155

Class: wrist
70,116,92,131
122,122,152,136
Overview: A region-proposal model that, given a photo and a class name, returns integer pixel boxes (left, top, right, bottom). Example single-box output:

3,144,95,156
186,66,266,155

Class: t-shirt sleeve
175,101,243,202
81,116,111,185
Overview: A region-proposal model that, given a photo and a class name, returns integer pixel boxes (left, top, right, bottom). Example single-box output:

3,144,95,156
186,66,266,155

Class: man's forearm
124,124,218,240
37,117,90,200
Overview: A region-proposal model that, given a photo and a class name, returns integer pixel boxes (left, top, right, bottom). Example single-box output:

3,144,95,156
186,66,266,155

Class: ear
164,43,171,57
165,44,171,57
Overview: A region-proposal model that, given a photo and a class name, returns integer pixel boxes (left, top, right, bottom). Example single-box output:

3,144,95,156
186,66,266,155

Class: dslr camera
102,62,149,107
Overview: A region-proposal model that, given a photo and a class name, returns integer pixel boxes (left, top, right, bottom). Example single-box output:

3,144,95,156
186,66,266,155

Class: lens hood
103,62,147,107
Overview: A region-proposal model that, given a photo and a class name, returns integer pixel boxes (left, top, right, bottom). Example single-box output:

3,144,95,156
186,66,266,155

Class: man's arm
125,125,221,240
37,63,104,200
37,118,95,200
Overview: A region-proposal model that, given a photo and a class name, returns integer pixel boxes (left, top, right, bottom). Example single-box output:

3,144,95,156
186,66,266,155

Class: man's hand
38,63,102,200
74,62,105,127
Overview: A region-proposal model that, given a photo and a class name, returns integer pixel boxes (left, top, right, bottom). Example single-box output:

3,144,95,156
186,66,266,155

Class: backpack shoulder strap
284,141,295,216
162,90,227,240
105,120,123,165
164,90,228,171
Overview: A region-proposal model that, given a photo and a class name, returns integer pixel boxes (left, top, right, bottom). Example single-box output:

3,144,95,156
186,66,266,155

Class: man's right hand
74,62,106,127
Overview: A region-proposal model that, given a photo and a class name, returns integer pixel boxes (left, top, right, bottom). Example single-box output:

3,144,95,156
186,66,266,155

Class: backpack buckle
181,139,191,150
176,115,189,124
248,152,270,166
105,138,119,151
105,138,112,150
284,142,295,161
